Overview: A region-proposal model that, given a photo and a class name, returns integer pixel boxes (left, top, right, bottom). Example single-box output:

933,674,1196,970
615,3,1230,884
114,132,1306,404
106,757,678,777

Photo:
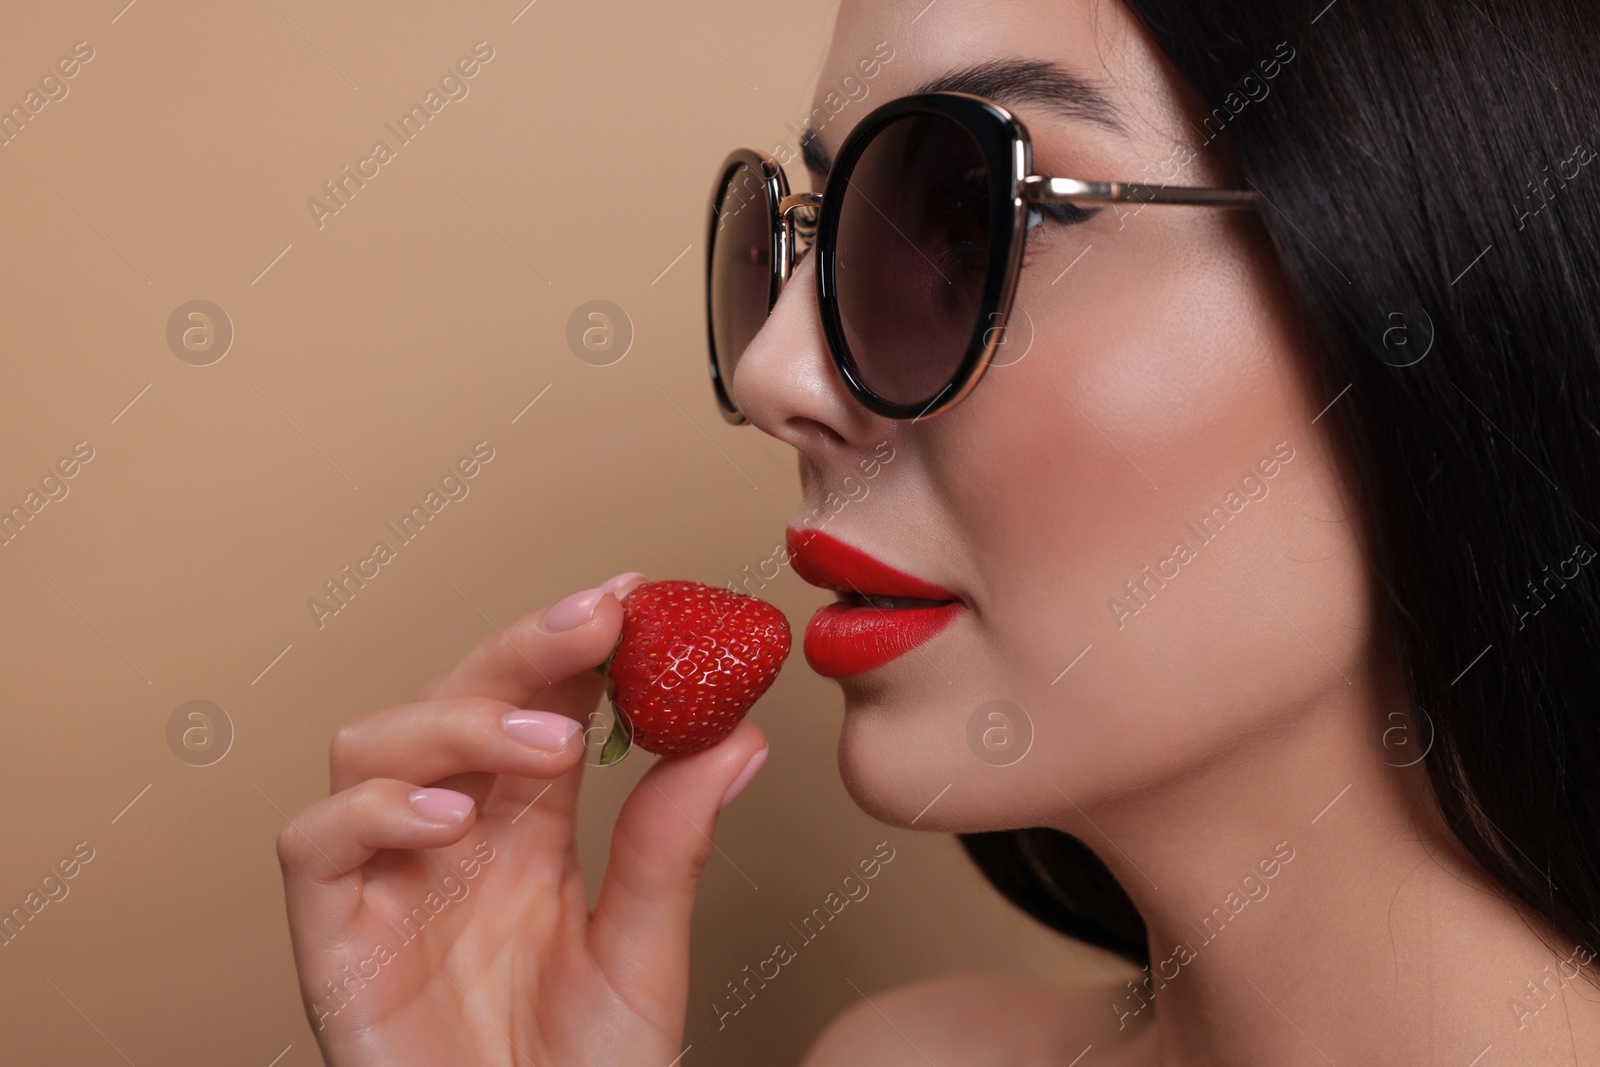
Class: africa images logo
305,41,496,230
712,840,897,1030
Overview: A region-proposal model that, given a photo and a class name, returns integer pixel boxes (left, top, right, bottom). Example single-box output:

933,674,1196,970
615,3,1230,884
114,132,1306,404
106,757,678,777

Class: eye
1027,201,1096,230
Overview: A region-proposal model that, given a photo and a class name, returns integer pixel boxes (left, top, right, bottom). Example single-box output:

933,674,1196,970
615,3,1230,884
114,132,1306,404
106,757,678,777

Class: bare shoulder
799,969,1153,1067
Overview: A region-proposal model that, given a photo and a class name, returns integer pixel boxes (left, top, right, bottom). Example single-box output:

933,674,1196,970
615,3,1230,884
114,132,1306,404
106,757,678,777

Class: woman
277,0,1600,1062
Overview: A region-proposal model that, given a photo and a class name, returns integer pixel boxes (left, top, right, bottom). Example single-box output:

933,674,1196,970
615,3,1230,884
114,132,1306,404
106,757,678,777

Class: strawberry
594,580,790,761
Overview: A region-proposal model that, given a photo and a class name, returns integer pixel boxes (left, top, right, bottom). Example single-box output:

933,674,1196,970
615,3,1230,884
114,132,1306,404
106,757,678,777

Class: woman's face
731,0,1382,830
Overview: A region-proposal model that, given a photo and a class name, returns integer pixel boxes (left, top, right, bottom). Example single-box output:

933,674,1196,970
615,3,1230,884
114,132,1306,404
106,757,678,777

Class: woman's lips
803,601,963,678
785,527,965,678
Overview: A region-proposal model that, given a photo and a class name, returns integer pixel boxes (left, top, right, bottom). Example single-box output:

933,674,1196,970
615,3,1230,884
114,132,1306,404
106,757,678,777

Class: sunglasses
705,91,1260,423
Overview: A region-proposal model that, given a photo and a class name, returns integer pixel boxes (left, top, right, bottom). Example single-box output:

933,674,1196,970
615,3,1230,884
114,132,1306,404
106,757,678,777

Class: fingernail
545,587,605,631
503,709,582,752
409,787,474,823
598,571,647,596
719,744,769,811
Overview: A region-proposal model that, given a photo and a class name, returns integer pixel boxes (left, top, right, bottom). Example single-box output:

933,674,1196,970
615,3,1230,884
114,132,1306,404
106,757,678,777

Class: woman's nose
729,253,893,459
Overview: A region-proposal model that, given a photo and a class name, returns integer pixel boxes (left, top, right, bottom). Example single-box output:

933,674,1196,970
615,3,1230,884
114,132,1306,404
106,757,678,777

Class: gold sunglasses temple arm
1020,175,1259,208
779,181,1257,214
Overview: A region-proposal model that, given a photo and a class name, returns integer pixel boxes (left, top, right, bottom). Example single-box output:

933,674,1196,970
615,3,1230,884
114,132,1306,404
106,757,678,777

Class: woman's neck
1059,689,1600,1066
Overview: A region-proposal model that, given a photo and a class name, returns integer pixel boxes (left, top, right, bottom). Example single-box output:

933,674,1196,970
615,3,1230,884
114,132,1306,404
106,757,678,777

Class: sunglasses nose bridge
778,191,822,218
776,191,821,278
769,191,823,303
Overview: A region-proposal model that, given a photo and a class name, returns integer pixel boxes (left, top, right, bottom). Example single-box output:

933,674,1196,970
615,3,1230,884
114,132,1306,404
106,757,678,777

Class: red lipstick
785,526,964,678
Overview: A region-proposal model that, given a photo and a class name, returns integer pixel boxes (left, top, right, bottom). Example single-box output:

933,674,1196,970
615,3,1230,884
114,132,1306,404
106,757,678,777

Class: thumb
586,721,769,1026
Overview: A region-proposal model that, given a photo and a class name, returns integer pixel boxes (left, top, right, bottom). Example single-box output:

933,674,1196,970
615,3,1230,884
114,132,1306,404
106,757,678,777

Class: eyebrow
801,58,1124,181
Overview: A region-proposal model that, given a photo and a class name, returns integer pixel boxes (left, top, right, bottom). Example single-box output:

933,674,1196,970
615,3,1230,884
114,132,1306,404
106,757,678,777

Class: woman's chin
834,701,974,832
834,701,922,825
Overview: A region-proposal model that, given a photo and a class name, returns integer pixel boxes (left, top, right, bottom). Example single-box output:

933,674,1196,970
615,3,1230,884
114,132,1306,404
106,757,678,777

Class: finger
330,698,586,793
278,780,478,938
587,721,770,1027
424,685,599,818
329,697,590,825
417,571,648,707
600,571,650,601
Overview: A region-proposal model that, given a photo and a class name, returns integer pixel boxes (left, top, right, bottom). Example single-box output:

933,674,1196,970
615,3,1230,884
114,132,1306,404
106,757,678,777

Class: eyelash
790,206,818,252
1028,201,1096,230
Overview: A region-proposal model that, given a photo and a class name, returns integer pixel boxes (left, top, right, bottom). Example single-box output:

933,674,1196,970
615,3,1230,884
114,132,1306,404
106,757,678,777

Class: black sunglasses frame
704,146,796,422
706,91,1258,424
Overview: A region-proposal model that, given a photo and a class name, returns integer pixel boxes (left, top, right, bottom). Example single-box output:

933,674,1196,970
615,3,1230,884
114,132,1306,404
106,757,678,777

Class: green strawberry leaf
598,712,632,765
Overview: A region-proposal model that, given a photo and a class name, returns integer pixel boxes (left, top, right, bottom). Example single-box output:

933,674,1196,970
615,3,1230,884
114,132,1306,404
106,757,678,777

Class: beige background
0,1,1129,1062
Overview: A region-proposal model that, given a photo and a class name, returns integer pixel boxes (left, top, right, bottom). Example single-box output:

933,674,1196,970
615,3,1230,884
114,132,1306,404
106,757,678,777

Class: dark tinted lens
834,112,992,407
709,161,775,400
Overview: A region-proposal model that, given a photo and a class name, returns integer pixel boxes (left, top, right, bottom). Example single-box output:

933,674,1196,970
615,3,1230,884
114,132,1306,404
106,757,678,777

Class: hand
276,572,771,1066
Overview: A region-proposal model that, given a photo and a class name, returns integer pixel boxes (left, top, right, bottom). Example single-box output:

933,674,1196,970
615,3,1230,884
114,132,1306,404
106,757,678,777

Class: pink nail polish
719,745,769,811
410,787,474,823
545,587,605,631
503,710,582,751
598,571,647,596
